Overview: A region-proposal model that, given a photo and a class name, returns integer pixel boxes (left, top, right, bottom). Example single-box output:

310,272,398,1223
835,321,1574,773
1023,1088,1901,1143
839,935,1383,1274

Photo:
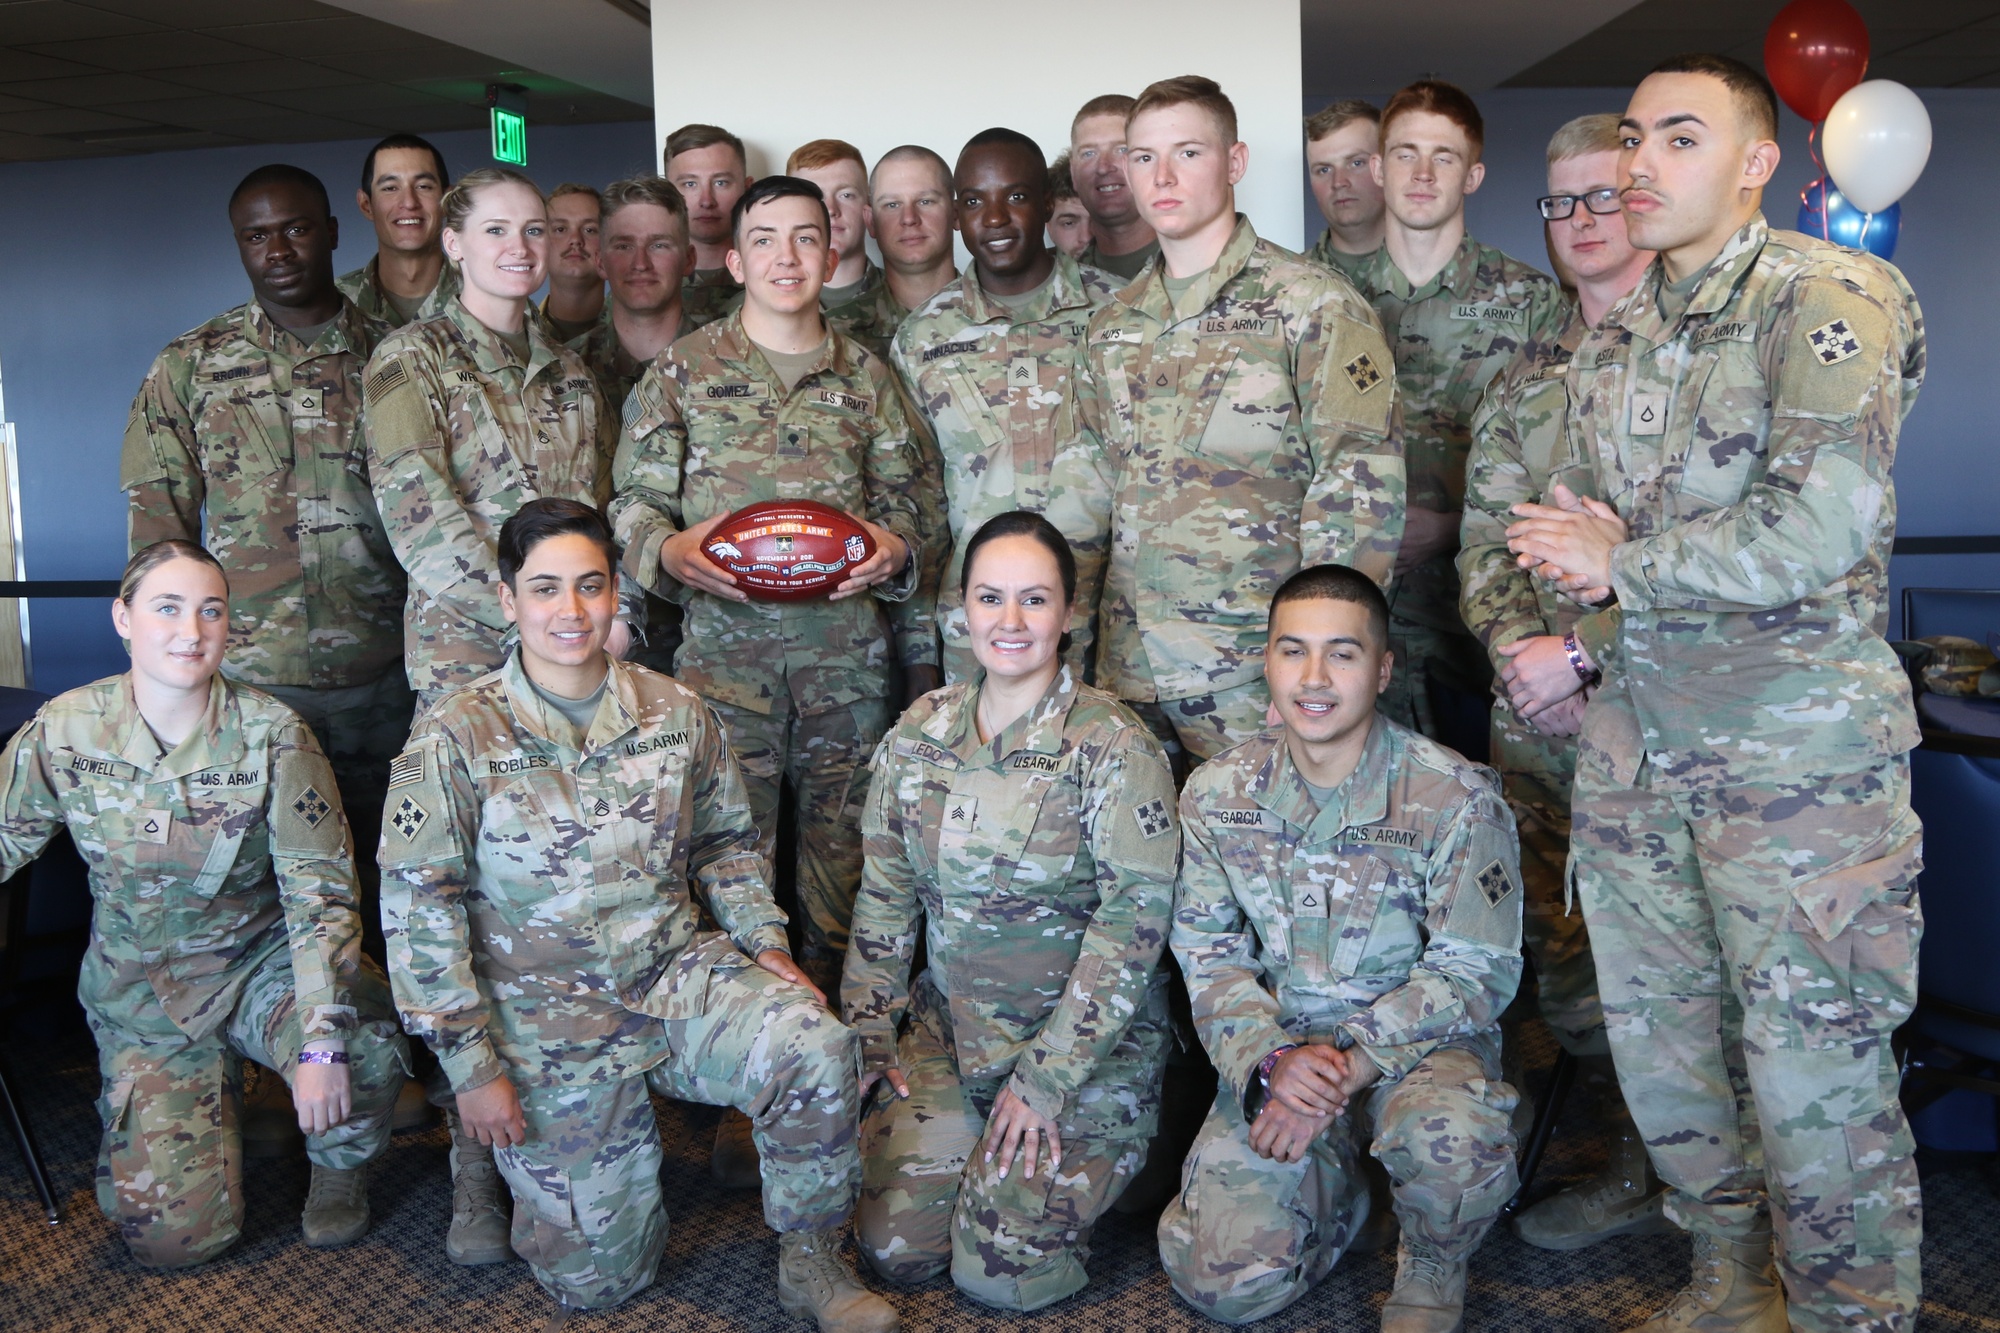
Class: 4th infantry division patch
1343,352,1384,394
1808,319,1862,366
390,795,429,840
291,786,331,829
1135,797,1172,840
1476,859,1515,907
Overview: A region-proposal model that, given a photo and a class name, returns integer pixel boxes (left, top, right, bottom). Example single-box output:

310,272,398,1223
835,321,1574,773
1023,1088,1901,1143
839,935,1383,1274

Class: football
701,499,877,603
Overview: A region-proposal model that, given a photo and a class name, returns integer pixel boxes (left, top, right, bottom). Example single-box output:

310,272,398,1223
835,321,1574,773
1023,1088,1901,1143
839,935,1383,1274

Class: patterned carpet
0,1020,1996,1333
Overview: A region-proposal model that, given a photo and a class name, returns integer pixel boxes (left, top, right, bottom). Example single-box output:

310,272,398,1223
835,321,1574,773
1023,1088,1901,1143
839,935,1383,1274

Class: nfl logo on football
845,535,867,562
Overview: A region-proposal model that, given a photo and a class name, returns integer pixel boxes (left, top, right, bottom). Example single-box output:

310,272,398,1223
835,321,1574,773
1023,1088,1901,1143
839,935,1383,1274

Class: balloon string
1809,121,1830,241
1859,212,1873,252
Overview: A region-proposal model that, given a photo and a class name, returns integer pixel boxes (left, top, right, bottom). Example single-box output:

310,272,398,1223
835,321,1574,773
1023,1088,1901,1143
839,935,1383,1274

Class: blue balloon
1798,177,1900,260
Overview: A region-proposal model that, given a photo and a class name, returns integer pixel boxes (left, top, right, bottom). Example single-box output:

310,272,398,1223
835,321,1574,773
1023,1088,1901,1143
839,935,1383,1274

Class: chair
1896,589,2000,1152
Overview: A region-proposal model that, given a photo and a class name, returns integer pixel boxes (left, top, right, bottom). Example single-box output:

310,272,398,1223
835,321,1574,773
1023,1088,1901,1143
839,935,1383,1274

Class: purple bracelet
1563,631,1600,686
297,1050,349,1066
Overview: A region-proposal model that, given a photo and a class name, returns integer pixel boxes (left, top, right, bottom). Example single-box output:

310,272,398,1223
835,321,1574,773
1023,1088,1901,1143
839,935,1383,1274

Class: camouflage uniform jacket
1458,306,1619,676
336,254,459,328
1352,235,1568,632
1075,216,1404,702
1079,237,1160,284
1303,231,1379,285
568,303,720,426
845,666,1178,1121
121,298,406,691
1566,216,1926,792
681,267,743,331
1172,715,1523,1100
0,674,363,1046
380,652,786,1094
823,260,909,361
892,253,1120,679
611,310,925,716
362,297,619,698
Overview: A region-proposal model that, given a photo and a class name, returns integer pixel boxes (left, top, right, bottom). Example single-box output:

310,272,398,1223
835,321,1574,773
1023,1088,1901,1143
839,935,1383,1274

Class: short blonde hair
1546,113,1624,168
1305,99,1379,144
441,166,542,234
600,175,687,230
548,181,602,212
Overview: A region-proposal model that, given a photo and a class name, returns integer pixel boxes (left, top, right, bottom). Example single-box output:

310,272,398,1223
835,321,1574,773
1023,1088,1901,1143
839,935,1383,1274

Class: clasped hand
1505,482,1626,605
1249,1045,1379,1164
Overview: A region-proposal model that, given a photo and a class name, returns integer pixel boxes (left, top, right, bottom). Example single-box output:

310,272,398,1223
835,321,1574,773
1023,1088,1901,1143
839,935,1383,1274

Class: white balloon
1823,80,1933,215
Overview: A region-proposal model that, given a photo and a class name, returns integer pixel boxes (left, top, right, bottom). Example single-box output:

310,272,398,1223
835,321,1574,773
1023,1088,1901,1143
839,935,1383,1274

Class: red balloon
1764,0,1870,123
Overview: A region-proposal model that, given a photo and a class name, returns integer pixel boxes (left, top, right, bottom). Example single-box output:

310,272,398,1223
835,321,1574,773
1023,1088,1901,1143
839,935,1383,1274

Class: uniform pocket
1843,1106,1919,1259
630,931,748,1023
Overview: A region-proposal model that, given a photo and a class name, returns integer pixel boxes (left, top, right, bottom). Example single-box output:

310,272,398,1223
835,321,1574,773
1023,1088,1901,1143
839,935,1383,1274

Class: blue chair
1899,589,2000,1151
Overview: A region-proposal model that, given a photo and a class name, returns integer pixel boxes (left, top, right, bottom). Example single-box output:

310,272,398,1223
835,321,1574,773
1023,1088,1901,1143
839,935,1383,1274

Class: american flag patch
388,750,423,789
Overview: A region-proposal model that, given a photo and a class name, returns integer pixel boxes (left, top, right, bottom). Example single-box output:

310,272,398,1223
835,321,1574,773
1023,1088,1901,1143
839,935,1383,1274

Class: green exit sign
491,107,527,165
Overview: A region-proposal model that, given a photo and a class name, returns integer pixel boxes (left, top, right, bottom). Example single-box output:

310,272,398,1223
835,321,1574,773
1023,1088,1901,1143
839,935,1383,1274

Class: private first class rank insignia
1808,319,1862,366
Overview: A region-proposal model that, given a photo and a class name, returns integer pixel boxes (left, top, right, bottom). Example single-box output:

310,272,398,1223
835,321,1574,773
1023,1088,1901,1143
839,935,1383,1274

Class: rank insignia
1343,352,1383,394
1476,859,1515,908
391,795,430,841
1135,797,1172,840
1808,319,1862,367
292,787,331,829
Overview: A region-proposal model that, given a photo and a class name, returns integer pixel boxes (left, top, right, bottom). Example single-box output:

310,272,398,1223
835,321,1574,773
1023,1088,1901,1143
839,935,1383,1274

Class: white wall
651,0,1306,250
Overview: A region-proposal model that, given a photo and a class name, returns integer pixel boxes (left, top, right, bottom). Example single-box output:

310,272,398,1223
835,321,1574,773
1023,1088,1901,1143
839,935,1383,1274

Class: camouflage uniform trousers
1490,708,1604,1056
857,981,1162,1312
1158,1034,1518,1326
1129,679,1273,780
1570,754,1924,1333
711,697,891,993
91,946,409,1268
1380,617,1494,762
493,937,862,1309
261,668,416,955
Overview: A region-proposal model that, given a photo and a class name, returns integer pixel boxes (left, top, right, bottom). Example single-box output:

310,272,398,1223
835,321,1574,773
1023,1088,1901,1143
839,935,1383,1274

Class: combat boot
444,1107,513,1265
1380,1238,1468,1333
1624,1227,1787,1333
1515,1069,1672,1250
776,1228,899,1333
300,1162,370,1248
712,1107,762,1189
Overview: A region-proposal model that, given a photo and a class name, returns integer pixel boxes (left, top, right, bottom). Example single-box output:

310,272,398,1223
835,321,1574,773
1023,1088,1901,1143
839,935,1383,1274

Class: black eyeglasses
1537,188,1623,220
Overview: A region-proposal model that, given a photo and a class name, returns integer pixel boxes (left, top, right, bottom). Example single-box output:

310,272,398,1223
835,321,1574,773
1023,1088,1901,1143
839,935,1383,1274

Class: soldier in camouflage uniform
0,543,407,1266
362,168,628,710
381,500,894,1328
612,177,927,996
1302,99,1385,285
1161,565,1522,1329
123,166,413,936
572,175,714,422
843,514,1177,1311
1353,82,1567,755
336,133,459,328
1504,57,1927,1333
1458,114,1670,1253
1069,95,1161,283
1076,77,1403,767
666,124,753,329
893,128,1120,685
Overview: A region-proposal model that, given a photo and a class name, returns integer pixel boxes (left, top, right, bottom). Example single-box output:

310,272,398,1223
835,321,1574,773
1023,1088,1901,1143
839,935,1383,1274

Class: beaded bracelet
297,1050,349,1066
1563,631,1601,686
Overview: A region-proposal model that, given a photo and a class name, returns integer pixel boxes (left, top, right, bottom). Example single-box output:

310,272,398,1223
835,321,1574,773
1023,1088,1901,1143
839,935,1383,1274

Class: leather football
701,500,876,602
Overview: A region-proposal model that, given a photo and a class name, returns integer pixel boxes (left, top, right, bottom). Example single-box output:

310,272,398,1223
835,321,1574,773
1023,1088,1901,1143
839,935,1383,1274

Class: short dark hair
731,175,830,244
360,133,447,195
497,498,618,588
962,126,1045,164
1305,98,1380,144
1268,564,1389,646
1647,52,1780,141
229,163,330,218
1132,75,1239,145
959,511,1078,657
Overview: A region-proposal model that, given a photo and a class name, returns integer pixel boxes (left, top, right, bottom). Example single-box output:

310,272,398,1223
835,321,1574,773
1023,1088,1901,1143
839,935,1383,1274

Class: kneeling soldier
380,498,895,1329
1160,564,1523,1330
